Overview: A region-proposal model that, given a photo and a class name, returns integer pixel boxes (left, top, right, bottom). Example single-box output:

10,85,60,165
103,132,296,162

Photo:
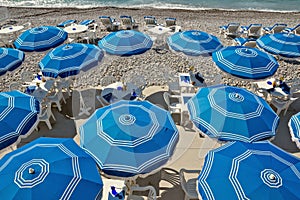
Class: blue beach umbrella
79,100,179,178
289,112,300,148
167,30,223,56
39,43,104,78
0,48,25,76
0,137,103,199
98,30,153,56
257,33,300,58
212,46,279,80
0,90,39,150
198,141,300,200
187,85,279,142
14,26,67,52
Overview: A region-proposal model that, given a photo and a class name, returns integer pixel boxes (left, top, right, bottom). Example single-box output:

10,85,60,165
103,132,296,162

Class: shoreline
3,5,300,14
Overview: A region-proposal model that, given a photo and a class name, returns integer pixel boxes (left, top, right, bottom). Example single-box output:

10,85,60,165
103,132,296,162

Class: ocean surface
1,0,300,12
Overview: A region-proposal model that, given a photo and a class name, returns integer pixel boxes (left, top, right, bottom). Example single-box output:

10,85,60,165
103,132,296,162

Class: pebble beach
1,7,300,90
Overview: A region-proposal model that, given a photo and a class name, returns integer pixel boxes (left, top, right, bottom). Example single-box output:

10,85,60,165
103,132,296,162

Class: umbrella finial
29,168,35,174
269,173,276,181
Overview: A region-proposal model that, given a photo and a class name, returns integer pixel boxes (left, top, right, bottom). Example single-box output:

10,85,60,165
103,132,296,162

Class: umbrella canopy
0,48,25,76
289,112,300,148
98,30,153,56
79,100,179,178
167,30,223,56
0,137,103,199
0,90,39,150
198,141,300,200
187,85,279,142
14,26,67,52
212,46,279,80
257,33,300,58
39,43,104,78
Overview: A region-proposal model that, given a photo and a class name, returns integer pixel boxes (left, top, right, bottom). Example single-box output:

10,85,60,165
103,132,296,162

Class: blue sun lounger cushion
57,19,77,27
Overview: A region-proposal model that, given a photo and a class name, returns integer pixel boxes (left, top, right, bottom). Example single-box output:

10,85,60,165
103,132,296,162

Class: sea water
1,0,300,12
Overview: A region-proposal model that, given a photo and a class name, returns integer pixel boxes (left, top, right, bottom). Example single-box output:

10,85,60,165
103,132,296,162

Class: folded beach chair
241,23,262,38
120,15,138,30
165,17,176,27
283,24,300,35
233,37,257,48
262,23,287,34
219,23,240,38
79,19,95,27
57,19,77,27
144,16,157,29
99,16,115,31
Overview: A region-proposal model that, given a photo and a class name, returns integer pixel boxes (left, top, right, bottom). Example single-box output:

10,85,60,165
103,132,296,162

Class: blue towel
79,19,95,26
57,19,76,27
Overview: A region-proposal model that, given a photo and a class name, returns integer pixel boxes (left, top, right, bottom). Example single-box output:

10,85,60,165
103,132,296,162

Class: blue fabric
79,100,179,178
57,19,76,27
284,24,300,33
198,141,300,200
289,112,300,141
14,26,68,52
0,137,103,199
263,23,287,31
257,33,300,58
167,30,223,56
98,30,153,56
0,48,24,76
241,23,262,31
99,16,115,23
39,43,104,78
212,46,279,79
187,85,279,142
0,90,40,150
79,19,95,26
234,37,256,45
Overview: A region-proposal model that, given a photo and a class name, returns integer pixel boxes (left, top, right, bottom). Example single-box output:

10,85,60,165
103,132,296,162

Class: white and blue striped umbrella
39,43,104,78
0,90,39,150
0,137,103,199
0,48,24,76
98,30,153,56
289,112,300,148
212,46,279,80
14,26,67,52
167,30,223,56
257,33,300,58
80,100,179,178
187,85,279,142
198,141,300,200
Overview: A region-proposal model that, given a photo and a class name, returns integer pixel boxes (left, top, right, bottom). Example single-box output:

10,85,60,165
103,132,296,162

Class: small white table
63,24,88,34
112,22,121,31
0,25,24,34
101,82,139,104
147,26,171,35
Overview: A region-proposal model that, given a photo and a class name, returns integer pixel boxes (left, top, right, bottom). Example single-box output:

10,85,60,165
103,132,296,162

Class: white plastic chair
79,23,98,44
127,185,157,200
270,97,299,116
47,90,66,112
179,168,201,200
163,92,181,114
56,79,72,96
36,102,56,130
